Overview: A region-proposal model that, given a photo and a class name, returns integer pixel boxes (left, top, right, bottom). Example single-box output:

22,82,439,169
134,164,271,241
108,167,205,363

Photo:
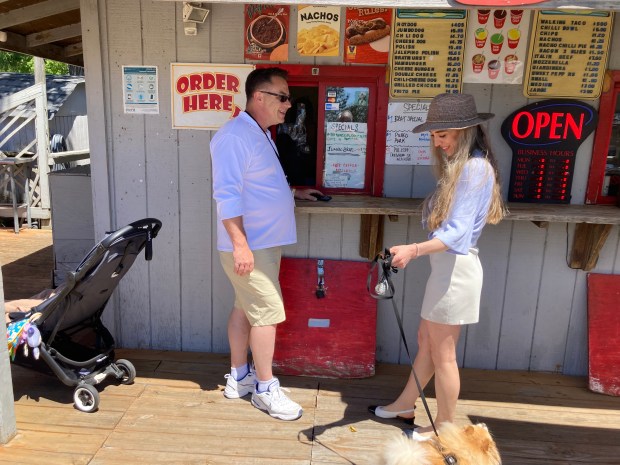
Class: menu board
244,4,290,61
386,102,431,165
525,10,614,99
463,9,532,84
390,9,467,99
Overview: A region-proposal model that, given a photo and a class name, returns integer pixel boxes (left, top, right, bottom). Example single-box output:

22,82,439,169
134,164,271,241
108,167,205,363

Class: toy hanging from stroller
6,218,162,412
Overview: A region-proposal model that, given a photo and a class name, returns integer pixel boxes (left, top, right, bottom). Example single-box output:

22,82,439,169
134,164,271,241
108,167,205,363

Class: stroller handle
101,218,162,250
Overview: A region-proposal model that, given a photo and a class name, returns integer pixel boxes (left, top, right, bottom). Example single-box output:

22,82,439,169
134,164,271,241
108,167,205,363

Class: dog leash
367,249,439,438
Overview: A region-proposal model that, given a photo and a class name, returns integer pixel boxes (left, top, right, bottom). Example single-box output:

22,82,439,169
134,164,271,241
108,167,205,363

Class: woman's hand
389,243,419,269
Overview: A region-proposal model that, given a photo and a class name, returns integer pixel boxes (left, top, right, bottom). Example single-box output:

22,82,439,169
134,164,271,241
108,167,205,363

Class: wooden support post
34,57,51,211
0,267,17,444
569,223,613,271
359,214,384,260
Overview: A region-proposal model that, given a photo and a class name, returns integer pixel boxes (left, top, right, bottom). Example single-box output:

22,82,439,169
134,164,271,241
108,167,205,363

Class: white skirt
420,248,483,325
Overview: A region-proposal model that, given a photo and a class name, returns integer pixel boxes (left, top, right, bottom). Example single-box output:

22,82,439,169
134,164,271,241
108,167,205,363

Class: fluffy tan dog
381,423,501,465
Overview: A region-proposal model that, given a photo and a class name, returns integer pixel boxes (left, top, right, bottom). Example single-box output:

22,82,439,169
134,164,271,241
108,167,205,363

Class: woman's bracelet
413,243,420,259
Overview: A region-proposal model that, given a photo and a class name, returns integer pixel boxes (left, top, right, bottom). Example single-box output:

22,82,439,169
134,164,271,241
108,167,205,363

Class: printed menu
524,10,614,99
344,8,392,64
390,9,467,99
244,4,290,61
463,9,532,84
386,102,431,165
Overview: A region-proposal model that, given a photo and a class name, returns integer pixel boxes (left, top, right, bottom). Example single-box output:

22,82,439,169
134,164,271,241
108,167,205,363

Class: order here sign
171,63,254,130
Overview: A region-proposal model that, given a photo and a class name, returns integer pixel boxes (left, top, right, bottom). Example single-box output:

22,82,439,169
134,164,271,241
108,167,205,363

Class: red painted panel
587,273,620,396
274,258,377,378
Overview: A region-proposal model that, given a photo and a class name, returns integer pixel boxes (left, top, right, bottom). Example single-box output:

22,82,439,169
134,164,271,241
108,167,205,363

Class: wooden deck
2,227,620,464
1,352,619,465
0,227,53,300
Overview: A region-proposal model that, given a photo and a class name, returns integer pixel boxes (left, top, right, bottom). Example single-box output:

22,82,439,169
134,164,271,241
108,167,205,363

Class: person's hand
389,243,419,269
294,188,324,201
233,245,254,276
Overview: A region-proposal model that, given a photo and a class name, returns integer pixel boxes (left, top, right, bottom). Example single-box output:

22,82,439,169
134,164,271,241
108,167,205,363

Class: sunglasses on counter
259,90,292,103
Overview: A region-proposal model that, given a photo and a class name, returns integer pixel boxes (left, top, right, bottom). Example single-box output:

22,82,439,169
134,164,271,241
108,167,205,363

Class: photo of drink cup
510,10,524,25
504,54,518,74
490,32,504,54
472,54,485,73
477,9,490,24
475,28,488,48
488,59,501,79
507,28,520,49
494,10,507,29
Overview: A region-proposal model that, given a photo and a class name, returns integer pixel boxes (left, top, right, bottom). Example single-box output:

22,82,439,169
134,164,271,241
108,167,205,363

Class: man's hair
245,67,288,100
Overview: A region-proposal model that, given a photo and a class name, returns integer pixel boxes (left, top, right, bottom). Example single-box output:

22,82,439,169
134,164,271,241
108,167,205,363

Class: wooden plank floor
0,227,53,300
2,227,620,464
1,350,619,465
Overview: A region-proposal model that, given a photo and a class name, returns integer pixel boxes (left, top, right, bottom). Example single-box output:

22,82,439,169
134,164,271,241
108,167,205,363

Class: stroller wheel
73,384,100,413
115,359,137,384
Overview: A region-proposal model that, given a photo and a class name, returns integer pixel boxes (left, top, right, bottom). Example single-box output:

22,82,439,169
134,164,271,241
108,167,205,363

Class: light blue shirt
429,152,495,255
210,112,296,252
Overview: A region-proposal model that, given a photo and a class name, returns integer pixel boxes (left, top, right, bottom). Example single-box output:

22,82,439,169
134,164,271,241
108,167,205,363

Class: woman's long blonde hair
424,125,506,231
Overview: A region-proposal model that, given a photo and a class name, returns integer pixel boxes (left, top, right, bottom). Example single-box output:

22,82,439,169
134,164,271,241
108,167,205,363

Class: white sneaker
251,378,303,421
223,369,256,399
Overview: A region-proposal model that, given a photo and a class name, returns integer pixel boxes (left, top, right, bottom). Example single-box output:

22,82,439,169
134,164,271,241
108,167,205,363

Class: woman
369,93,506,434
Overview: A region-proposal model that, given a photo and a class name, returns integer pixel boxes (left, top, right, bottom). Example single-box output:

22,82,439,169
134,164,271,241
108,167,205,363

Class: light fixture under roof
183,2,209,24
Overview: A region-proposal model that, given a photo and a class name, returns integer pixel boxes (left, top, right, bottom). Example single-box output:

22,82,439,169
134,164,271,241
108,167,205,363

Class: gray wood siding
83,2,620,375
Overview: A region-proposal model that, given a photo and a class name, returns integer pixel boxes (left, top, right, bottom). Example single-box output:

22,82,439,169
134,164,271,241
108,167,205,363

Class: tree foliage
0,51,69,74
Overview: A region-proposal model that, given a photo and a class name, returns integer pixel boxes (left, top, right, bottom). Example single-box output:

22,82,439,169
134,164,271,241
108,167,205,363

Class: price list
390,9,467,99
525,10,613,99
509,151,573,203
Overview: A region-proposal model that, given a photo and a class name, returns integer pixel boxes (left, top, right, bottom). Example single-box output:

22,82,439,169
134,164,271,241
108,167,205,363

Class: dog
380,423,501,465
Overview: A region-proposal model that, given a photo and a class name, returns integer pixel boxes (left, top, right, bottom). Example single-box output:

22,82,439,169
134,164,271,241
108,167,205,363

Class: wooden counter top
295,195,620,225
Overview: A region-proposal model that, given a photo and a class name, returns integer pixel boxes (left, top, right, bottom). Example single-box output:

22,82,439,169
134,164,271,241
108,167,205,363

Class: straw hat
413,93,494,133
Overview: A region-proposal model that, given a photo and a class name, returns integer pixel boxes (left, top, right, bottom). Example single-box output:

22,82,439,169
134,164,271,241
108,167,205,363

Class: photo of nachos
297,24,339,56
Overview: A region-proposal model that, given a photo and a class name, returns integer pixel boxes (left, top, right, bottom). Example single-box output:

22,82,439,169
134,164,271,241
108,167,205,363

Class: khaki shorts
219,247,286,326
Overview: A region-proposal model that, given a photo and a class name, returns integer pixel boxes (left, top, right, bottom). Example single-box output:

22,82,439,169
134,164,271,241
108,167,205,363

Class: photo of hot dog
346,18,391,45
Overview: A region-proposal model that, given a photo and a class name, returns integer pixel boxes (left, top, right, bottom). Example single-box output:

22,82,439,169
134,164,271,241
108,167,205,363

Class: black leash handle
368,250,439,437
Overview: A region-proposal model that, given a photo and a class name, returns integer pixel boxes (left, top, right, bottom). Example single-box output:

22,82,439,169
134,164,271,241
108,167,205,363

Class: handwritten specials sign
524,10,614,99
386,102,431,165
324,122,368,188
390,9,467,99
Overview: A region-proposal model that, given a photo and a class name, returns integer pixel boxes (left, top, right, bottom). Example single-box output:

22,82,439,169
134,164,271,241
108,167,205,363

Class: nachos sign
171,63,254,130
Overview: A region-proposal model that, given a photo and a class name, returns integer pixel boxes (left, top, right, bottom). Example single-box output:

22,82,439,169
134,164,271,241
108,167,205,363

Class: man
210,67,322,421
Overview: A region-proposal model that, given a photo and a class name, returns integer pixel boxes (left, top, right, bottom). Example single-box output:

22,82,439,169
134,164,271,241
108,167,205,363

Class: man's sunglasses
259,90,292,103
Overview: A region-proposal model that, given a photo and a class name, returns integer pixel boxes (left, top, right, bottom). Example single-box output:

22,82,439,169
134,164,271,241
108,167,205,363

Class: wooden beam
0,0,80,29
64,42,83,57
569,223,613,271
26,22,82,47
0,30,83,66
359,214,384,261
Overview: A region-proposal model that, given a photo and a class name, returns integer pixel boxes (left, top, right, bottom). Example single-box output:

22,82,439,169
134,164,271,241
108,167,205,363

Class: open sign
501,99,598,204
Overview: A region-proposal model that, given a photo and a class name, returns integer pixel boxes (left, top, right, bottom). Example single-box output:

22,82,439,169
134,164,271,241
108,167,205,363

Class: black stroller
7,218,161,412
